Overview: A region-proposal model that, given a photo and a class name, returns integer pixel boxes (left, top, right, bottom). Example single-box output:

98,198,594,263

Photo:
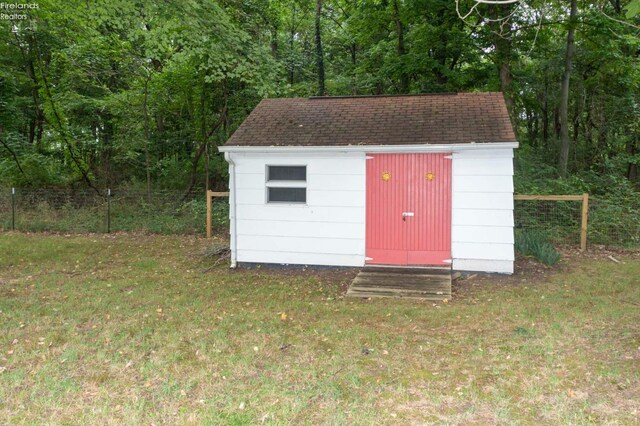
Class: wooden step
362,266,451,275
346,267,452,301
346,288,451,300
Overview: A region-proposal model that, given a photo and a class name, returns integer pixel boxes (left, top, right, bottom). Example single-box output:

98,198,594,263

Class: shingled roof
224,92,516,147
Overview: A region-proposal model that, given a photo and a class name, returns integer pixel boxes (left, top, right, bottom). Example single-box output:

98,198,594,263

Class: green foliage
626,0,640,18
0,0,638,230
515,230,561,266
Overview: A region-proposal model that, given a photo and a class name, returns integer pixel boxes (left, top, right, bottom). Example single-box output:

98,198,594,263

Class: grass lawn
0,233,638,425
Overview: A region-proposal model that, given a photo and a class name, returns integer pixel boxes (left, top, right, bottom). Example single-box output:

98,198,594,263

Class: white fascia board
218,142,519,154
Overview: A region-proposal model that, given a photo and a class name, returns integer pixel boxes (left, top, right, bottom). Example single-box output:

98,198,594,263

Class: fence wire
514,199,582,246
1,188,638,249
588,197,640,249
0,188,229,235
515,197,640,250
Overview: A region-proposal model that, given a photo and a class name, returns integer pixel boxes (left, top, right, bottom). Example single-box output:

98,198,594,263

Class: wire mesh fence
588,197,640,249
514,198,582,247
515,196,640,250
0,188,229,235
1,188,638,249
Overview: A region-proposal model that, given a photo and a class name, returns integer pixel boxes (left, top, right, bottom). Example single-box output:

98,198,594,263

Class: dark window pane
268,166,306,181
268,187,306,203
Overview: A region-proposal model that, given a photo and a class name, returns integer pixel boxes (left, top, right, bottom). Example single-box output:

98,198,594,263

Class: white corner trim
218,142,519,154
224,152,238,268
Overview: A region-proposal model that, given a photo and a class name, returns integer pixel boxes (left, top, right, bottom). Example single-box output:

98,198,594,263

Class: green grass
0,233,639,424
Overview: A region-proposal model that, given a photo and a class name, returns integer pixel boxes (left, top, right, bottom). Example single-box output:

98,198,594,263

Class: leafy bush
515,230,561,266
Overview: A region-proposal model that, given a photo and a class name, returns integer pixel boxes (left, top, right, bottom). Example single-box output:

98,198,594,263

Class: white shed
219,93,518,274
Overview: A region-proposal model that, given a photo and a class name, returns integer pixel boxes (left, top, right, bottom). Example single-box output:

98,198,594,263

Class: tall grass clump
515,230,561,265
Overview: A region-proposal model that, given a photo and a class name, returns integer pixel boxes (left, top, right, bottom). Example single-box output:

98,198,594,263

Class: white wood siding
451,149,515,273
229,147,515,273
232,152,366,267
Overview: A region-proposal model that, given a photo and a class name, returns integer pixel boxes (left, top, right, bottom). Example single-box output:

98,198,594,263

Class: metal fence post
107,188,111,233
11,187,16,230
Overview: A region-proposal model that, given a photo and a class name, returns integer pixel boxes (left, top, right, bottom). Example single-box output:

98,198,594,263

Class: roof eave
218,142,519,153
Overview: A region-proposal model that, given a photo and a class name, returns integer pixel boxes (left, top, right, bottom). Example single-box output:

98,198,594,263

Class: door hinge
365,257,374,261
444,155,453,160
366,156,374,160
442,259,453,264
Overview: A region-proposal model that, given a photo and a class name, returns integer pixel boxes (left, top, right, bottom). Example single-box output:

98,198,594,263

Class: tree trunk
288,11,295,86
34,38,98,193
288,27,295,85
393,0,409,93
101,121,113,187
315,0,325,96
627,139,638,182
17,33,45,152
490,3,516,129
558,0,578,177
200,81,209,192
271,24,278,59
181,80,228,201
0,125,29,182
542,89,549,146
350,43,357,94
142,78,152,200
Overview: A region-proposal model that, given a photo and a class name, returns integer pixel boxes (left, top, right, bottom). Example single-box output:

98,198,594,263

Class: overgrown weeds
515,230,561,265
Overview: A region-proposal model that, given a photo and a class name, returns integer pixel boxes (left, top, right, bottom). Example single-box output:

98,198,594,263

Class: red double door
366,153,452,266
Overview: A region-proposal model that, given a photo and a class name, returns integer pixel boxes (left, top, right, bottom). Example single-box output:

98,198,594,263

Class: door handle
402,212,414,217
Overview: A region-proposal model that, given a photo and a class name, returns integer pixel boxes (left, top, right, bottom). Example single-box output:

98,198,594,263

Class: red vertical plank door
366,153,452,266
406,153,452,265
365,154,408,264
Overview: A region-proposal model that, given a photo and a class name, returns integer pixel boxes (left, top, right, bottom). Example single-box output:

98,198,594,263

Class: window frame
265,164,308,205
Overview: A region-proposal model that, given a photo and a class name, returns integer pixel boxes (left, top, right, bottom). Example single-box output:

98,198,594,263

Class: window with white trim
266,165,307,204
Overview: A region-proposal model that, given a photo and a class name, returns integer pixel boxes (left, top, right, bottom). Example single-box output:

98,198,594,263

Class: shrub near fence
0,188,229,235
514,194,640,250
588,196,640,249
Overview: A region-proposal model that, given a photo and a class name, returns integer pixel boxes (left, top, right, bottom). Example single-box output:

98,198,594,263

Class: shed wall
229,147,515,273
231,152,367,267
451,149,515,273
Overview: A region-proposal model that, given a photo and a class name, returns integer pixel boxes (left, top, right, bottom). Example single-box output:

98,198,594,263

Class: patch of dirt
452,255,562,299
452,246,639,299
229,264,360,293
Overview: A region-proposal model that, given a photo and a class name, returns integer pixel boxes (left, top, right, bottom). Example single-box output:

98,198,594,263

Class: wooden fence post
580,192,589,251
206,191,230,238
206,190,212,238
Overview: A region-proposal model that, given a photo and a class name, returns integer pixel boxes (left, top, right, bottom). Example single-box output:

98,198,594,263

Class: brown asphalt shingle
224,92,516,147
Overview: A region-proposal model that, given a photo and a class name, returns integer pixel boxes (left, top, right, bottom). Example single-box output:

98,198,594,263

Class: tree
558,0,578,177
315,0,326,95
